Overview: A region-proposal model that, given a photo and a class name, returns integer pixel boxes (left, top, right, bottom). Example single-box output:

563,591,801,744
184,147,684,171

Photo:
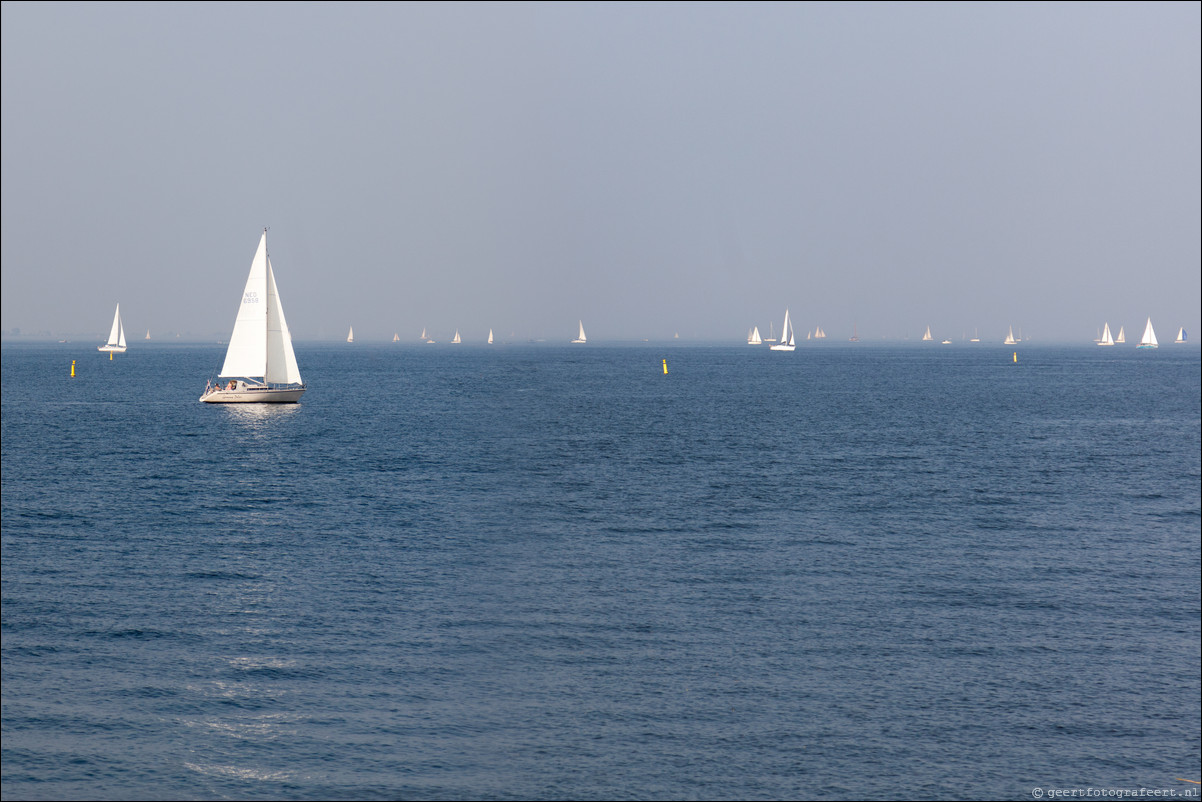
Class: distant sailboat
769,308,796,351
922,326,933,342
1004,326,1017,345
849,323,860,343
1098,322,1115,346
571,320,587,344
1175,327,1187,344
98,304,127,353
747,326,762,345
970,328,980,343
421,327,435,344
1137,317,1158,350
1116,326,1125,344
393,333,400,342
347,326,354,344
487,328,494,344
145,329,151,341
814,325,826,339
451,329,461,344
200,229,305,403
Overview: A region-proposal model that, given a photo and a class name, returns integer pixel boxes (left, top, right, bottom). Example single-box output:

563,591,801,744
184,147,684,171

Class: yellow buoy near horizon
662,359,668,375
71,360,75,377
1013,351,1017,363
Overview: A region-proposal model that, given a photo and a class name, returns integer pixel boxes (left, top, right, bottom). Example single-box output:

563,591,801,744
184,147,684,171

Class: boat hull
98,345,127,353
200,385,305,403
768,344,795,351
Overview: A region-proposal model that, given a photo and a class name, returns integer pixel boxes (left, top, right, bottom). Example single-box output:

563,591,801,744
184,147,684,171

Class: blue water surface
2,340,1199,800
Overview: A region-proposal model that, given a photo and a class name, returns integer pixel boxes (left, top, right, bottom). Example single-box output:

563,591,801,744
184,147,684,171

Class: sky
2,1,1199,344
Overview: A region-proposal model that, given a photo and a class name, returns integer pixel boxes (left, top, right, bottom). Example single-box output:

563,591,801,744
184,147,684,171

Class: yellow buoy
1013,351,1017,363
109,351,113,361
662,359,668,375
71,360,76,377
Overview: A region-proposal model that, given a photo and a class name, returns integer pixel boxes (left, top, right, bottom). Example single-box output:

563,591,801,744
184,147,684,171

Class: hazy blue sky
2,1,1199,343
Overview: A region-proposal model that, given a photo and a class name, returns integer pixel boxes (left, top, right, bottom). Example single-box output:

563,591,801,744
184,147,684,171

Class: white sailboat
421,327,435,344
98,304,127,353
1004,326,1017,345
769,308,795,351
1098,322,1115,346
747,326,762,345
393,333,400,342
849,323,860,342
200,229,305,403
145,329,151,341
1116,326,1125,344
347,326,354,344
1136,317,1158,349
970,328,980,343
814,325,826,339
921,326,933,342
571,320,587,344
487,328,494,344
1175,327,1187,344
452,329,461,344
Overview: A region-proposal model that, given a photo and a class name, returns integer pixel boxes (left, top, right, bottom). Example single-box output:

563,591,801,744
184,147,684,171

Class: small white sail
1137,317,1158,349
347,326,354,343
1116,326,1125,343
1098,322,1114,346
747,326,762,345
393,333,400,342
769,308,795,351
922,326,933,341
1004,326,1016,345
571,320,587,344
815,325,826,339
487,329,494,344
452,329,461,344
145,329,151,340
98,303,127,352
1175,327,1187,344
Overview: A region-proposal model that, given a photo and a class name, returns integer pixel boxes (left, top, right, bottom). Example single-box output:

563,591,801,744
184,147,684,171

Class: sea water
2,341,1199,800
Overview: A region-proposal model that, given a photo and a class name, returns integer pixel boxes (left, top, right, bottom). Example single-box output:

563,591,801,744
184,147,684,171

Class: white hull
768,343,795,351
201,383,305,403
98,345,127,353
